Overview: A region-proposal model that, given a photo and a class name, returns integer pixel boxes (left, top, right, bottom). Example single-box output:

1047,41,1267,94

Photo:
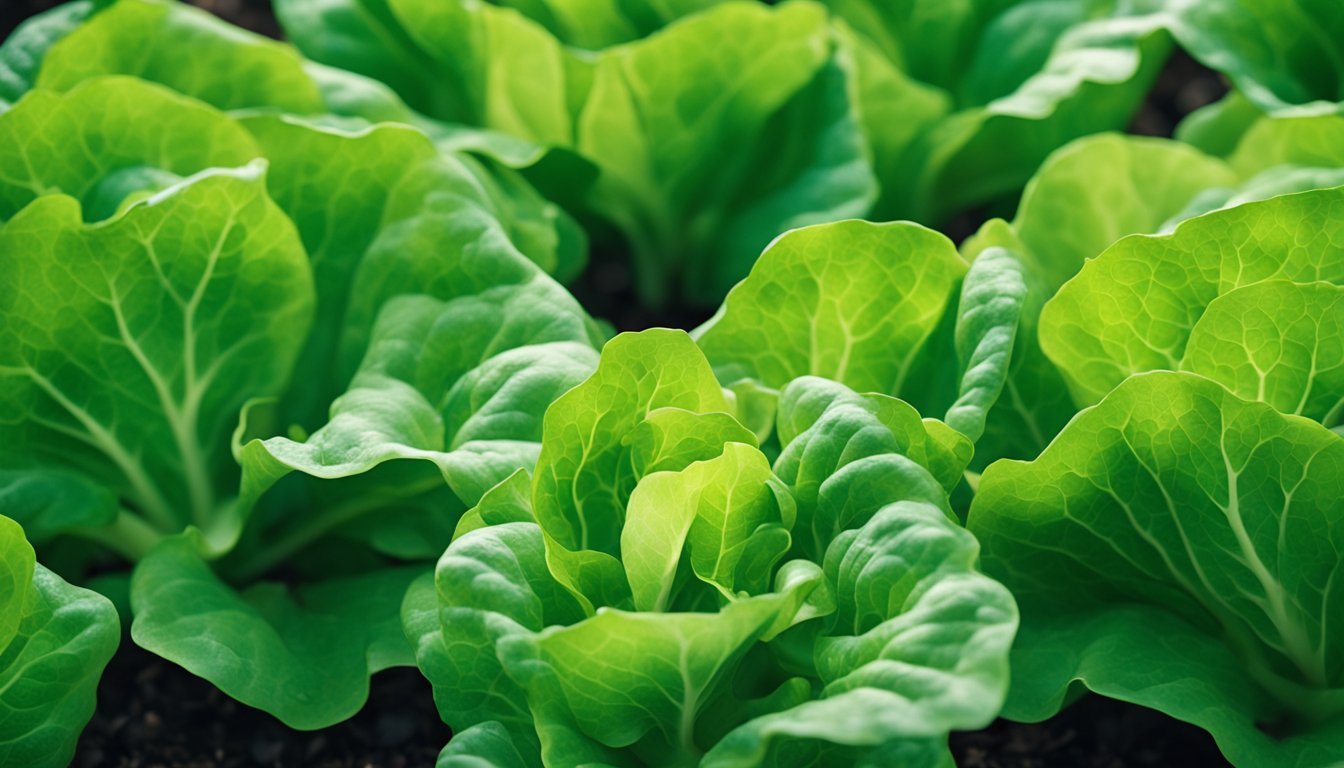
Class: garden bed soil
74,644,1232,768
73,645,449,768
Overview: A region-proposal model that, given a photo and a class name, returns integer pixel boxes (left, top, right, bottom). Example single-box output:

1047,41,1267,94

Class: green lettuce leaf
959,133,1238,464
1041,186,1344,408
0,0,96,110
0,515,119,767
273,0,724,127
0,76,260,221
130,535,422,730
772,377,967,558
1183,280,1344,423
837,0,1344,224
436,721,536,768
970,371,1344,767
18,2,589,279
235,290,600,569
1159,0,1344,114
834,0,1168,222
531,329,731,611
0,162,313,550
272,0,447,118
37,0,314,110
962,125,1344,465
575,2,875,304
34,0,416,122
697,220,965,397
18,0,587,208
622,442,792,611
695,219,1020,475
705,502,1014,767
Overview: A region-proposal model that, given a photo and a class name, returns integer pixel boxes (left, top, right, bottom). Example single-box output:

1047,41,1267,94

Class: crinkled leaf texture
697,220,966,398
27,0,416,122
5,0,588,280
970,371,1344,767
0,516,119,768
958,133,1238,465
406,328,1016,766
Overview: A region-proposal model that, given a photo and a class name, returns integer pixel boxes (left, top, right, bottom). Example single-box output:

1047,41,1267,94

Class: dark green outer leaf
971,371,1344,766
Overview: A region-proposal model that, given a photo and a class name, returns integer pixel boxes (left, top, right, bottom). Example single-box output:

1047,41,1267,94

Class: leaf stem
72,508,166,561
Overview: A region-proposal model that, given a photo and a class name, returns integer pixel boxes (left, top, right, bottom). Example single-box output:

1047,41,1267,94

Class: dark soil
7,2,1239,766
73,642,1232,768
1,0,278,39
570,241,720,333
952,695,1232,768
1129,49,1229,138
73,644,449,768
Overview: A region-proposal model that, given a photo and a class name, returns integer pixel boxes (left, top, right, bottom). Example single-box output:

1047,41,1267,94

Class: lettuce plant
262,0,1344,301
0,515,118,768
0,66,600,730
831,0,1169,222
0,0,580,217
970,181,1344,764
970,371,1344,767
836,0,1344,223
268,0,881,305
404,216,1027,766
406,328,1017,767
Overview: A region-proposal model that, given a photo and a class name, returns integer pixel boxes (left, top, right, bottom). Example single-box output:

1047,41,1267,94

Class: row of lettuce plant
13,0,1344,307
3,0,1344,766
273,0,1344,303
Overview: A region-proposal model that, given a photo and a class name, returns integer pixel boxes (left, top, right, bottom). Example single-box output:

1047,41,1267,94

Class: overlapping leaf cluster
5,1,1344,767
